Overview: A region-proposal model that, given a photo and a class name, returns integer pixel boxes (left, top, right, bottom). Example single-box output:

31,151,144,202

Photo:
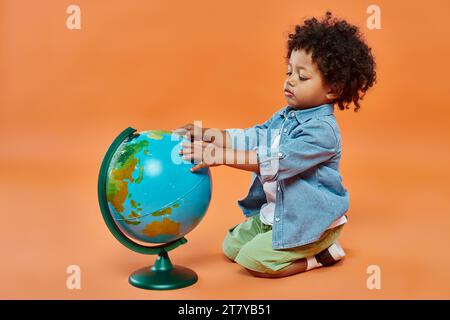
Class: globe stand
129,248,198,290
98,127,199,290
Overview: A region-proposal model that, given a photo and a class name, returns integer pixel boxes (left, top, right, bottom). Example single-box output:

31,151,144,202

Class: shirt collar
281,103,335,123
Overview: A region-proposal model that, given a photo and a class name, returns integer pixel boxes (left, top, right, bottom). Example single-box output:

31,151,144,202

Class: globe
98,127,212,290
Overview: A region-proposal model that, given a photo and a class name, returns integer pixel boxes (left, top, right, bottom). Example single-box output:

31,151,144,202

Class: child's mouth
284,90,294,97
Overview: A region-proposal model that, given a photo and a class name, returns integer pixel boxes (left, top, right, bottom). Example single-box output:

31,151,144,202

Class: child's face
284,49,333,109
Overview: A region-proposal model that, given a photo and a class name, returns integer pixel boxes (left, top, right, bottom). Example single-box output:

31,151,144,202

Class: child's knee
222,233,239,261
234,240,268,273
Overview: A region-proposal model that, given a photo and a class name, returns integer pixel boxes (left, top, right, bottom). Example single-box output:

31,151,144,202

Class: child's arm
180,118,339,180
174,109,278,151
176,109,281,173
179,141,260,173
222,149,259,173
173,123,233,149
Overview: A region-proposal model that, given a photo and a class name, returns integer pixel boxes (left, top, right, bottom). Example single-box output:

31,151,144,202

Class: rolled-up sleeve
257,119,338,183
225,127,258,150
225,112,278,151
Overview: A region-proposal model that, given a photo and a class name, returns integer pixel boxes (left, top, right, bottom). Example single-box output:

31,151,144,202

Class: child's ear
325,85,341,100
325,91,339,100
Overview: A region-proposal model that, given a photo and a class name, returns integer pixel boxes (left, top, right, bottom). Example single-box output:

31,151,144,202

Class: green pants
222,214,344,274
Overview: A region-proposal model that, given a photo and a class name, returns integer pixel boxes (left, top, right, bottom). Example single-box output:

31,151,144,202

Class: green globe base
128,249,198,290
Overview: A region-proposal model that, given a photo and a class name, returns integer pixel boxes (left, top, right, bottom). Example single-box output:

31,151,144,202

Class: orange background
1,0,450,299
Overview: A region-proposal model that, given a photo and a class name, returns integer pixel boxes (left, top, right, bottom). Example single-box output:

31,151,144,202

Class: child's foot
245,241,345,278
306,241,346,271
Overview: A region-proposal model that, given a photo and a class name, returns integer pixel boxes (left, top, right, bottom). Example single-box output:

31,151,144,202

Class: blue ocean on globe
105,129,212,244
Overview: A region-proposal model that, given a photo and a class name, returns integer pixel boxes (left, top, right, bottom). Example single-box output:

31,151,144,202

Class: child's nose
286,77,295,87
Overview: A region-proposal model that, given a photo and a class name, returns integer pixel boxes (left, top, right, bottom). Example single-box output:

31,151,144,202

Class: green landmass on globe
104,129,211,243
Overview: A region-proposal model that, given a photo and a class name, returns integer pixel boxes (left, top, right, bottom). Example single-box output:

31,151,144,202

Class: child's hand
173,123,228,148
179,140,225,172
173,123,209,141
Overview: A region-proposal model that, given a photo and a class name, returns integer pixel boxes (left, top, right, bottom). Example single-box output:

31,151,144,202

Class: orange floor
1,0,450,299
1,131,450,299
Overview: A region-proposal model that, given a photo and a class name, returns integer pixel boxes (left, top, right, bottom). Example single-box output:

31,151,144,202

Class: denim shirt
226,103,349,249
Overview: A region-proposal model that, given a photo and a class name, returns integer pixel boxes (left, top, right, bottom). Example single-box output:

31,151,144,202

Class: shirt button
283,128,288,133
278,152,283,157
277,186,281,191
275,217,280,222
289,111,295,118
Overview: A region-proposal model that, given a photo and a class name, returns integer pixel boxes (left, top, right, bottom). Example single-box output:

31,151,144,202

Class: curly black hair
286,11,376,111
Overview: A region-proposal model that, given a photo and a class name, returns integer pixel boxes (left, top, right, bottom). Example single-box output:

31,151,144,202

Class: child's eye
286,72,307,81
